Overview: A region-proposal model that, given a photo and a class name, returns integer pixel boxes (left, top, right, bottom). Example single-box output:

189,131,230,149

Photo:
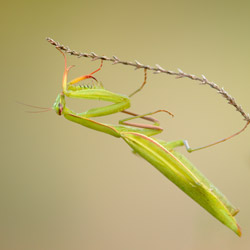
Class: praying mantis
51,49,241,236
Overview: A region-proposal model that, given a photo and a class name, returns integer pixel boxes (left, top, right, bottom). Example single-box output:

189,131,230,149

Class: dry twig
46,37,250,126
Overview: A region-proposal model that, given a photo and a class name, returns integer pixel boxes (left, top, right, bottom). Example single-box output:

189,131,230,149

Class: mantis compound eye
53,93,65,116
58,103,63,116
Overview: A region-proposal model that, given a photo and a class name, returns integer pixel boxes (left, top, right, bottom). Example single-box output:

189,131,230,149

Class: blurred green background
1,0,250,249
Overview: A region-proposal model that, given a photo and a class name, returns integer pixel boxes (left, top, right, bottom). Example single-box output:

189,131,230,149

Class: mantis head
53,93,65,116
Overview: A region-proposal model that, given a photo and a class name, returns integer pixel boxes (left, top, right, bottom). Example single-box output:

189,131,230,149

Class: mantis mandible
51,50,241,236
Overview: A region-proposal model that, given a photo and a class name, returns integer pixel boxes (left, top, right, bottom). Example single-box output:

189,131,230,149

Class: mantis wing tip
236,224,242,237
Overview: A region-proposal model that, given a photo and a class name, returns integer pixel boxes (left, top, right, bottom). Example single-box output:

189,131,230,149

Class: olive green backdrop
1,0,250,249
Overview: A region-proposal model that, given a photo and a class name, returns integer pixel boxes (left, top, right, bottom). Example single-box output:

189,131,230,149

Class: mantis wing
121,132,241,236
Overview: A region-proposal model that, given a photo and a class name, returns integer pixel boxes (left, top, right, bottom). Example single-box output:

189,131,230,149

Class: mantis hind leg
119,109,174,131
156,140,186,151
162,121,250,153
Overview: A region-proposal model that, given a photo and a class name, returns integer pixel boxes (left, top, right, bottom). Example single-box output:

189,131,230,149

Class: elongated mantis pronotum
48,49,243,236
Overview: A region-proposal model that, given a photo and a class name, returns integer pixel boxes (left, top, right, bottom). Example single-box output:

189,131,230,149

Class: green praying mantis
48,49,242,236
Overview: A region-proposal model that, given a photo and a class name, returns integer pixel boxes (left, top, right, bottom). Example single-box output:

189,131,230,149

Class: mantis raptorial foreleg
51,50,241,236
68,60,103,84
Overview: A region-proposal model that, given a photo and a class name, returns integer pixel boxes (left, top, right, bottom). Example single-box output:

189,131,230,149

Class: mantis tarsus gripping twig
41,47,244,236
46,37,250,152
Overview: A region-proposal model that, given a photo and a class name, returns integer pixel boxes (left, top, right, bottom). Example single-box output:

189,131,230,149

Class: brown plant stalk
46,37,250,139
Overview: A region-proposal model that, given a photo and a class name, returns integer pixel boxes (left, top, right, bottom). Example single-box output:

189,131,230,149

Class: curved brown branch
46,37,250,125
